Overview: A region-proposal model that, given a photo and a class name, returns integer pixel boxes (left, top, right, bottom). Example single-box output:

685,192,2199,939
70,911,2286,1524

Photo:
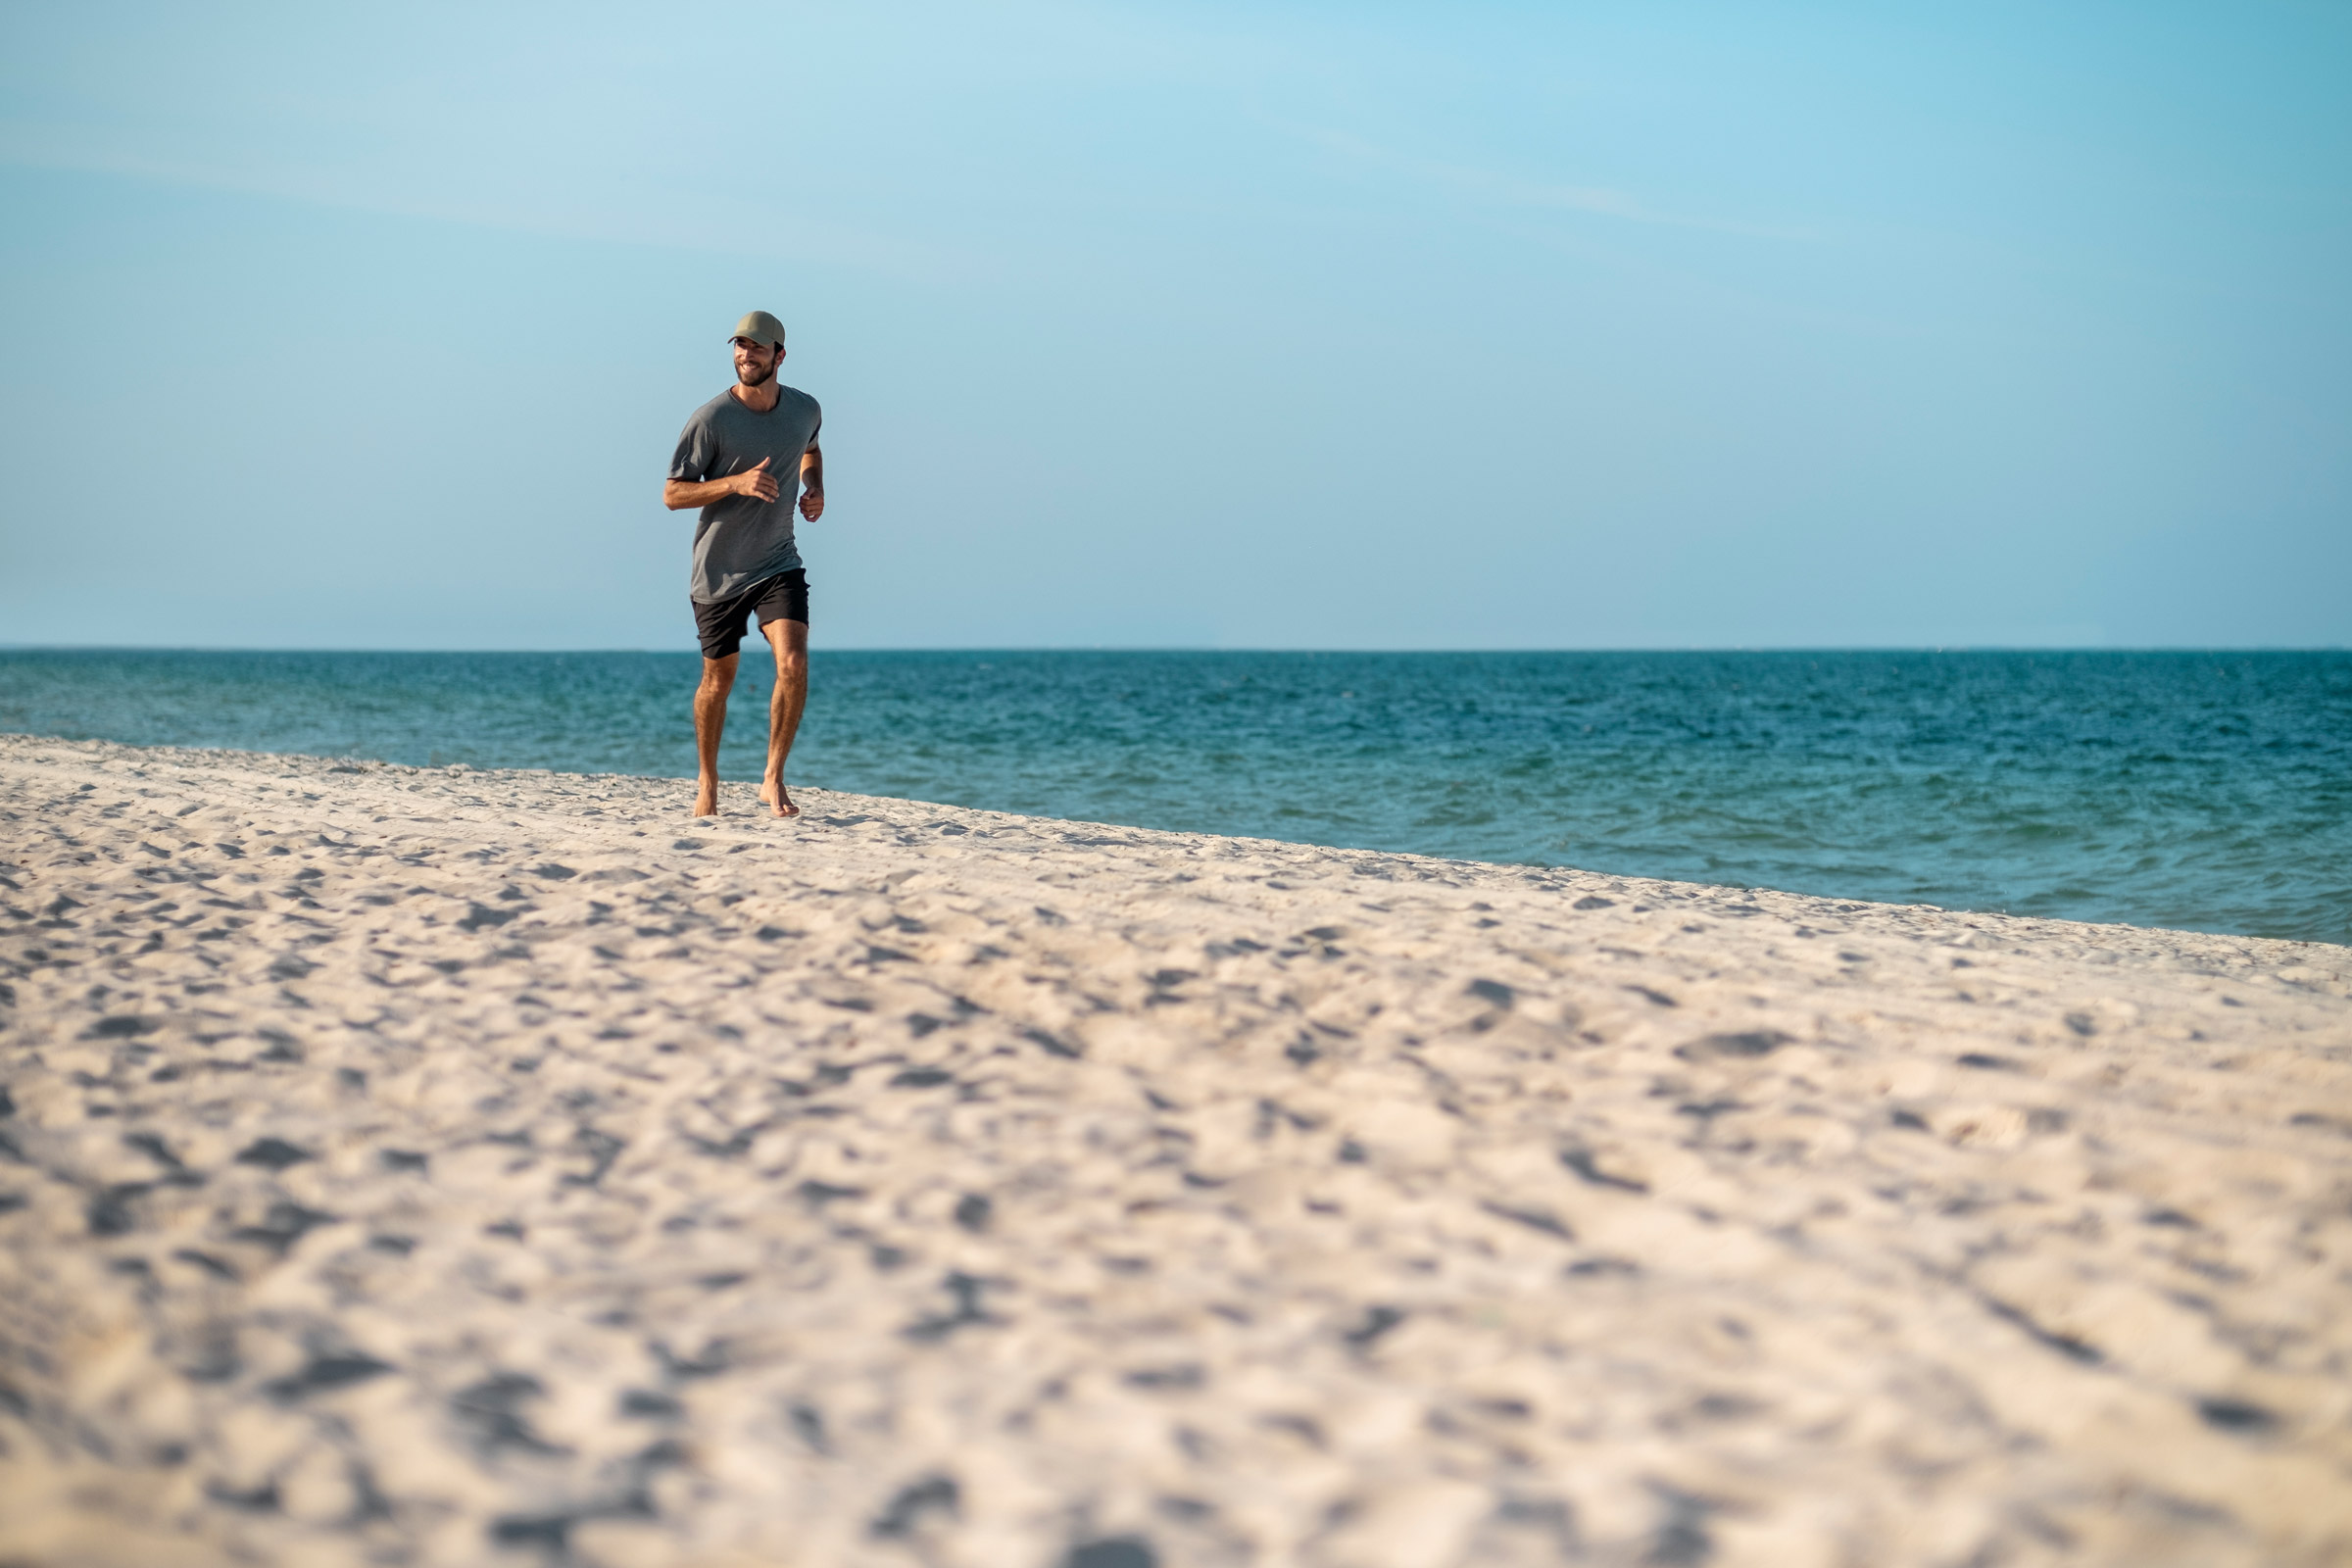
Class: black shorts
693,569,808,661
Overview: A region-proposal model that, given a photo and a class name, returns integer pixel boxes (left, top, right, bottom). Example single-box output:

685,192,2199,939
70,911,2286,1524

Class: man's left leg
758,615,808,818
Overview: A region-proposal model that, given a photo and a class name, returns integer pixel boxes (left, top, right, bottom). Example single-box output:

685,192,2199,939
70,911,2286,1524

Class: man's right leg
692,653,739,816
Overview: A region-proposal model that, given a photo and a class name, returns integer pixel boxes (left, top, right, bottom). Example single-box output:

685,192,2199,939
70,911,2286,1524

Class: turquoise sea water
3,649,2346,946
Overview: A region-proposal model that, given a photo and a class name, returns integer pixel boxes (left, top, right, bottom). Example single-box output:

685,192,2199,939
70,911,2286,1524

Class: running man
662,311,825,817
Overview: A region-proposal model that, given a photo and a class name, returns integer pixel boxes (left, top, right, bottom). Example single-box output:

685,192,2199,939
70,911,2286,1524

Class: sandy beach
2,732,2348,1568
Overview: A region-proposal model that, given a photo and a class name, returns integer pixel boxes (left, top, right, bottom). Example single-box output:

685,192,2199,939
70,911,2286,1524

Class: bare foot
760,780,800,818
694,778,719,816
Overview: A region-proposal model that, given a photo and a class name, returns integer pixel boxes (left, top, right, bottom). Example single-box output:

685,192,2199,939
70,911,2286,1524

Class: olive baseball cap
728,310,787,349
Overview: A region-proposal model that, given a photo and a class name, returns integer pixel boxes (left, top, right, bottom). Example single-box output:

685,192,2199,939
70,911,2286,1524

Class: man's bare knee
700,655,739,696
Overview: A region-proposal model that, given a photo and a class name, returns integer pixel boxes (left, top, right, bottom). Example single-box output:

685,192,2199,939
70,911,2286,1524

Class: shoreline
9,648,2347,955
4,734,2349,1566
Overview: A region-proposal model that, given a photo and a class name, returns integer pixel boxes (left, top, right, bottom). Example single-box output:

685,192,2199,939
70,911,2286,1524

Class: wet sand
2,734,2349,1568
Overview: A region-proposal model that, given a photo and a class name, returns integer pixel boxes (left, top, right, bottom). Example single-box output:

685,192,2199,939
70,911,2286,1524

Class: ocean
4,648,2346,947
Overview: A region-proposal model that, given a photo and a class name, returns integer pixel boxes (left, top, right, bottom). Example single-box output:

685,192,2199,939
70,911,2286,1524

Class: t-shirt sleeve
668,416,714,483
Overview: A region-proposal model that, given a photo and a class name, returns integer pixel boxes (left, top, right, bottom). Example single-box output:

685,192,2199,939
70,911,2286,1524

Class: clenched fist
733,458,782,503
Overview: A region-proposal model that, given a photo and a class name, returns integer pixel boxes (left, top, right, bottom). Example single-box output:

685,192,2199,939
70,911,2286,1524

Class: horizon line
3,643,2348,658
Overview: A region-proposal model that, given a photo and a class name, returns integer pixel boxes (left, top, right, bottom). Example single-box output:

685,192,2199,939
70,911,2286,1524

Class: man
662,311,825,818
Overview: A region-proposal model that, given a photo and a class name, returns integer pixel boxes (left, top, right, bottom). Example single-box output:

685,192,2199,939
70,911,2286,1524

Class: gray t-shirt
668,385,823,603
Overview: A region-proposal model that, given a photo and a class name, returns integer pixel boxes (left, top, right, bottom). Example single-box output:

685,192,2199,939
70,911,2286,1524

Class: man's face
732,337,781,386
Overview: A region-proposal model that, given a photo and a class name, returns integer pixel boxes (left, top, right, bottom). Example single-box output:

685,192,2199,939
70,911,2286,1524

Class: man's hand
662,458,782,512
798,444,824,520
736,458,781,503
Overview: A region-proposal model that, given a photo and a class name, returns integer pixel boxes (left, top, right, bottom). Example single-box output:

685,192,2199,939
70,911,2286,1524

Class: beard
736,358,777,387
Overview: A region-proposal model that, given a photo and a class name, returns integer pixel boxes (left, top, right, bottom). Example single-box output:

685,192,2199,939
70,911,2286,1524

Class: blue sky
2,2,2345,650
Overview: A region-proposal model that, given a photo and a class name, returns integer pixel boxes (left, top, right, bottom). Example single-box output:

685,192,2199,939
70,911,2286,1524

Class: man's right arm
663,458,778,511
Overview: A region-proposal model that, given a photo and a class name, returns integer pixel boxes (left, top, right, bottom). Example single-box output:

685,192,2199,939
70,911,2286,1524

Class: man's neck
730,379,782,413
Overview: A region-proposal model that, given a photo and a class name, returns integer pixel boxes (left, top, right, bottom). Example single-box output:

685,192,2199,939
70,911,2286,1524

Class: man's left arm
799,443,824,521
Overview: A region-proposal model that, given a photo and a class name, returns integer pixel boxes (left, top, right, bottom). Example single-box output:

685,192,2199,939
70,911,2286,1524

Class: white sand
2,733,2348,1568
